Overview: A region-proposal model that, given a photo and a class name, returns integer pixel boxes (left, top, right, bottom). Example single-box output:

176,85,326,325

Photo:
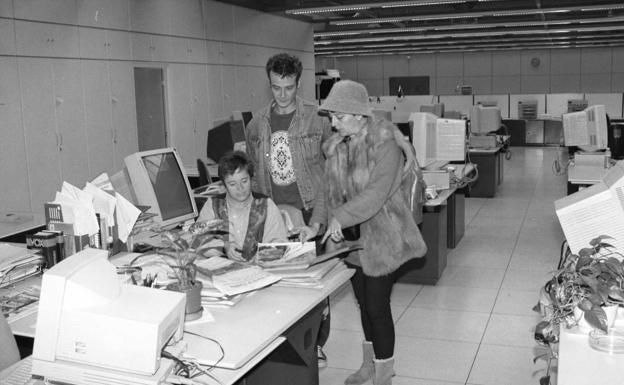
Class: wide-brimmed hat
319,80,373,117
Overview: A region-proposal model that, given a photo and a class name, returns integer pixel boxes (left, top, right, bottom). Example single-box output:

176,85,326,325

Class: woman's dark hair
217,151,254,181
266,53,302,82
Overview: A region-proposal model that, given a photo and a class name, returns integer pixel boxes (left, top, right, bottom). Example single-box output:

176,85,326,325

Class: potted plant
533,235,624,385
129,219,226,321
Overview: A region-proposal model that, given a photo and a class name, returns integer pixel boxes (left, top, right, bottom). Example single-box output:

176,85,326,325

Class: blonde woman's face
330,112,364,137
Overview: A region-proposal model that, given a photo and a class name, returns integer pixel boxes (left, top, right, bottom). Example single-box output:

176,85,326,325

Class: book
26,231,58,268
555,161,624,254
255,242,317,267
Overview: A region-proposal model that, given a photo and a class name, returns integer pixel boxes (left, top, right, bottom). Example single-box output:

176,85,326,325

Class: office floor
321,146,567,385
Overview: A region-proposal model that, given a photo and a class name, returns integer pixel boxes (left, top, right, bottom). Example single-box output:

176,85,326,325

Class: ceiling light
330,3,624,26
285,0,503,15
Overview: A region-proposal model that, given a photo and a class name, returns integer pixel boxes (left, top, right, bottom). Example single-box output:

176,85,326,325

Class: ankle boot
344,341,374,385
373,356,395,385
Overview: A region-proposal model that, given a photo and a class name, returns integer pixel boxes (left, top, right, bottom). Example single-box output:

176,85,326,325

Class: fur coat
323,118,427,276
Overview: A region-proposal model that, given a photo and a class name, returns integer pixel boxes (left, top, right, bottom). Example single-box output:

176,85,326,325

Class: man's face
223,168,252,203
269,72,299,113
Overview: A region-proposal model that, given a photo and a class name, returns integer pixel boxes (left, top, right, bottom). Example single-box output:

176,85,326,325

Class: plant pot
169,281,203,321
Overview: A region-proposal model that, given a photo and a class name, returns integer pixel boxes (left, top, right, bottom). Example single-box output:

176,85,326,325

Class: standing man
245,53,333,365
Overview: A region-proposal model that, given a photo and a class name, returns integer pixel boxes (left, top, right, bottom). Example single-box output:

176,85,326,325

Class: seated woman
197,151,288,261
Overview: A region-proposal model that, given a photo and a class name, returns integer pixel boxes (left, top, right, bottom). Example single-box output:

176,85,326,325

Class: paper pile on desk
195,256,280,296
272,259,349,289
0,243,44,288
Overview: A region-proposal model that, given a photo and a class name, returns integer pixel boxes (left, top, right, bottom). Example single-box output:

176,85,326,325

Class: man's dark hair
266,53,303,82
218,151,254,181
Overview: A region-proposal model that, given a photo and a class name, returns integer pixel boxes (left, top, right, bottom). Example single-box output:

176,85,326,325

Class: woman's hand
321,217,344,244
297,223,320,242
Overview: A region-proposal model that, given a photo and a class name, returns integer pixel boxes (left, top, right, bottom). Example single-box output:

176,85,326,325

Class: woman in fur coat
316,80,427,385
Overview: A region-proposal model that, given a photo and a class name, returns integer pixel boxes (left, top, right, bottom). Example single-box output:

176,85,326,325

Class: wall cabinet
0,57,30,211
79,27,131,60
168,64,210,169
18,58,89,209
131,32,172,62
15,21,79,57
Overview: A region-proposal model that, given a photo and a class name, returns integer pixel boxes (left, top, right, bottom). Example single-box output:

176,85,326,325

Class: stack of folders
269,258,349,289
0,243,45,288
200,285,250,308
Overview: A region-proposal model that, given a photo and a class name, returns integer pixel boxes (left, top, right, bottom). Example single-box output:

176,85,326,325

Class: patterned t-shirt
269,109,303,209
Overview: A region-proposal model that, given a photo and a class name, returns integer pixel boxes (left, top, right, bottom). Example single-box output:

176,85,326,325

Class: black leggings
347,262,396,360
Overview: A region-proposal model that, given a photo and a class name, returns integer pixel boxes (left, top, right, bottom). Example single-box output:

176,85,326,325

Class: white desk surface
558,317,624,385
0,212,45,239
468,145,502,154
4,253,353,385
567,165,608,185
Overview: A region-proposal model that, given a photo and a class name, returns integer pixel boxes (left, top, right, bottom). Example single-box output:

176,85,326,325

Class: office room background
2,0,624,215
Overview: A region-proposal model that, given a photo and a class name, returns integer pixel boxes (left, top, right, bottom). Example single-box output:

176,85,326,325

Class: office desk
567,165,609,195
467,146,503,198
0,212,46,242
3,258,353,385
397,188,454,285
558,321,624,385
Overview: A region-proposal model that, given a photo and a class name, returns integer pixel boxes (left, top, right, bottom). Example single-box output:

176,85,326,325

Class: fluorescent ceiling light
285,0,502,15
330,3,624,26
314,25,624,45
315,16,624,38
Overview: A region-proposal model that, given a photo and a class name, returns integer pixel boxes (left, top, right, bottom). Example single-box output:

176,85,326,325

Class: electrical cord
161,331,225,385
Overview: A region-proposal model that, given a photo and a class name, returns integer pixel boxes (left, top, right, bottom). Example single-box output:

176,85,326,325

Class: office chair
196,158,212,186
0,315,20,371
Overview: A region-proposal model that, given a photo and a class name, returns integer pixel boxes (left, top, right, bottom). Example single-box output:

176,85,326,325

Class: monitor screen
562,104,608,149
124,148,197,228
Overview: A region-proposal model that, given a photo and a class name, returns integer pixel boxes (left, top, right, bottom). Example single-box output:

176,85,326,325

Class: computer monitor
419,103,445,117
409,112,438,168
32,248,185,383
470,105,502,134
124,147,198,229
567,99,589,113
562,104,608,149
436,118,466,162
207,119,246,163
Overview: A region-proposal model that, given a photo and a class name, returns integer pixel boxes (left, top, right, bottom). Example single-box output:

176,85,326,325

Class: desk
567,165,609,195
467,146,503,198
3,258,353,385
397,188,454,285
0,212,46,243
558,322,624,384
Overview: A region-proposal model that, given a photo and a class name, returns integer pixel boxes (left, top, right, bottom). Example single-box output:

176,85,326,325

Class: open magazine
555,161,624,254
256,243,361,270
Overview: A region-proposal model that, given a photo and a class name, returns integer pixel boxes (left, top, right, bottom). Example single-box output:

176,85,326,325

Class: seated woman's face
223,168,252,203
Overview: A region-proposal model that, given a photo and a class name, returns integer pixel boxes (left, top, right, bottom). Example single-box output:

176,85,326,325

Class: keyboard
2,356,33,385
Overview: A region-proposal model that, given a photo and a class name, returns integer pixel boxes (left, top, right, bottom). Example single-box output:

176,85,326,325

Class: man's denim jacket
245,96,332,221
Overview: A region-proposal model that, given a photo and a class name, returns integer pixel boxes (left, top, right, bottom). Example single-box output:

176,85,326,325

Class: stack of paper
0,243,44,288
195,256,280,296
200,285,250,308
273,259,349,289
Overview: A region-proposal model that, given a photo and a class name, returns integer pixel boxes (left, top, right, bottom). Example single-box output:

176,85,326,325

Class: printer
31,248,186,385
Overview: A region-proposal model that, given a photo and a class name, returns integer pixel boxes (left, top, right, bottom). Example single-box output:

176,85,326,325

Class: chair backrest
0,315,20,371
197,158,211,186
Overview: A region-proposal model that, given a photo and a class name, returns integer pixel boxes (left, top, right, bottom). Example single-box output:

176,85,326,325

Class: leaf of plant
576,255,592,270
585,306,608,333
540,375,551,385
578,248,595,258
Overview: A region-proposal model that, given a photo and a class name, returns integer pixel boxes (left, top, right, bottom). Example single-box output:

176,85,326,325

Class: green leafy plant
533,235,624,385
130,219,226,290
